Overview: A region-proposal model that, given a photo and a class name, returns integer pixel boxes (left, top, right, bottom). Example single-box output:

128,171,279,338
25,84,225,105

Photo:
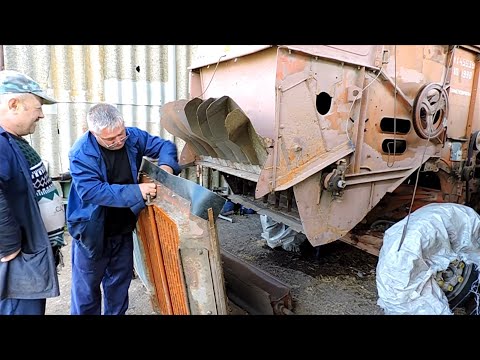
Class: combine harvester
161,45,480,312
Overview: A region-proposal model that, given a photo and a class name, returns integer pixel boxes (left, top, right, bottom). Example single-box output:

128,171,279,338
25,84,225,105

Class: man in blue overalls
67,102,180,315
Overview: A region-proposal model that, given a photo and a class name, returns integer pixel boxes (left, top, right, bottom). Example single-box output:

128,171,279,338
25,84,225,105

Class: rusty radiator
136,157,228,315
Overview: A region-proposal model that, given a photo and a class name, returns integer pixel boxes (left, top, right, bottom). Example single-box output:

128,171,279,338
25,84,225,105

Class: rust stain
137,208,173,314
154,206,190,315
276,50,308,81
136,175,190,315
136,168,227,315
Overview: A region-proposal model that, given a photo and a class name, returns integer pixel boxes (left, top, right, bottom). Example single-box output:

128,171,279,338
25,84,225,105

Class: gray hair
87,103,125,134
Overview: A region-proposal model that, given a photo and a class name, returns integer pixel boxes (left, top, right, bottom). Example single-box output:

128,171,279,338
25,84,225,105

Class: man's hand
52,245,63,267
159,165,174,174
139,182,158,201
1,248,21,262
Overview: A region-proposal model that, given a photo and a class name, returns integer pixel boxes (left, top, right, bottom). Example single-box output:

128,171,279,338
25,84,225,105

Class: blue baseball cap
0,69,57,104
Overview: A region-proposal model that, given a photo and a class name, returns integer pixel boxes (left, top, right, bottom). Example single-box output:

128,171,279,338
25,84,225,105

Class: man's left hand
159,165,174,174
52,246,63,268
0,248,21,262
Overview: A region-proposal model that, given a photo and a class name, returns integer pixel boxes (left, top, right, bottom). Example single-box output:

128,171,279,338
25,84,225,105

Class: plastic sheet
260,214,305,252
376,203,480,315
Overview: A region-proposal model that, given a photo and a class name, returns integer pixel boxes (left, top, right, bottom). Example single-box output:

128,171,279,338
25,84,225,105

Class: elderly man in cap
0,69,65,315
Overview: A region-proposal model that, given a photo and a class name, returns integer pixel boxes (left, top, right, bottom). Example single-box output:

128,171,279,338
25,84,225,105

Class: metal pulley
412,83,449,139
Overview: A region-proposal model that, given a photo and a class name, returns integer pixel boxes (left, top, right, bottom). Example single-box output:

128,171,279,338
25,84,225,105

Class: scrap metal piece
139,156,226,220
218,214,233,222
221,248,294,315
136,159,228,315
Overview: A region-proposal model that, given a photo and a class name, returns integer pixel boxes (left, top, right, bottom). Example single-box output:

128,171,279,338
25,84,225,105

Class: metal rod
218,214,233,222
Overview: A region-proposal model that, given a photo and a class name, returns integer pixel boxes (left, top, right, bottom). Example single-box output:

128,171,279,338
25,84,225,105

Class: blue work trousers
0,298,46,315
70,232,134,315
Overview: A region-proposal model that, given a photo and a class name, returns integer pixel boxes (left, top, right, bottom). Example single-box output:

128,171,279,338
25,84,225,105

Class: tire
441,262,479,310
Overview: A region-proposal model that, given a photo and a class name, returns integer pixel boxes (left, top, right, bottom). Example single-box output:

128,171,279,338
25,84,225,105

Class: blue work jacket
66,127,180,259
0,127,60,300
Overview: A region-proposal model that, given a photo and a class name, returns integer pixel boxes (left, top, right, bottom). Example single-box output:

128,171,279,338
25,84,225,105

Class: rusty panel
153,206,190,315
471,60,480,133
137,206,172,314
135,161,228,315
189,45,272,70
181,248,218,314
294,171,396,246
448,48,477,138
257,47,361,194
286,45,381,68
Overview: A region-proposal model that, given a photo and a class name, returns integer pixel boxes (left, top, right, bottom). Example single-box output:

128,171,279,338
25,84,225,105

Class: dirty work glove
52,245,64,268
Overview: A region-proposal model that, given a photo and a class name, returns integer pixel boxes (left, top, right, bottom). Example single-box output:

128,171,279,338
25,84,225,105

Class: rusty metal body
161,45,480,256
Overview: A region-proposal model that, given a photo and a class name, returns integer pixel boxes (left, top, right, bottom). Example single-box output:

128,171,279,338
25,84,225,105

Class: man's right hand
1,248,21,262
139,182,158,201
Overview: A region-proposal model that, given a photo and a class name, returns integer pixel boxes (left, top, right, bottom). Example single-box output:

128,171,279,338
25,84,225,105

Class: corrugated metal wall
2,45,200,179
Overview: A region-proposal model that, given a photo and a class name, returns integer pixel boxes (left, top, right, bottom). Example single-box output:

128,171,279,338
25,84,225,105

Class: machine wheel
435,260,478,309
412,83,448,139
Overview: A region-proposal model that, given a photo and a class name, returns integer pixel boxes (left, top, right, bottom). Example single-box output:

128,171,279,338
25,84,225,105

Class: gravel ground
46,212,383,315
216,213,383,315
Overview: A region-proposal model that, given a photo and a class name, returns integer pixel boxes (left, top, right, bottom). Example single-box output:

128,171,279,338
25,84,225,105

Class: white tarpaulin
376,203,480,315
260,214,305,252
